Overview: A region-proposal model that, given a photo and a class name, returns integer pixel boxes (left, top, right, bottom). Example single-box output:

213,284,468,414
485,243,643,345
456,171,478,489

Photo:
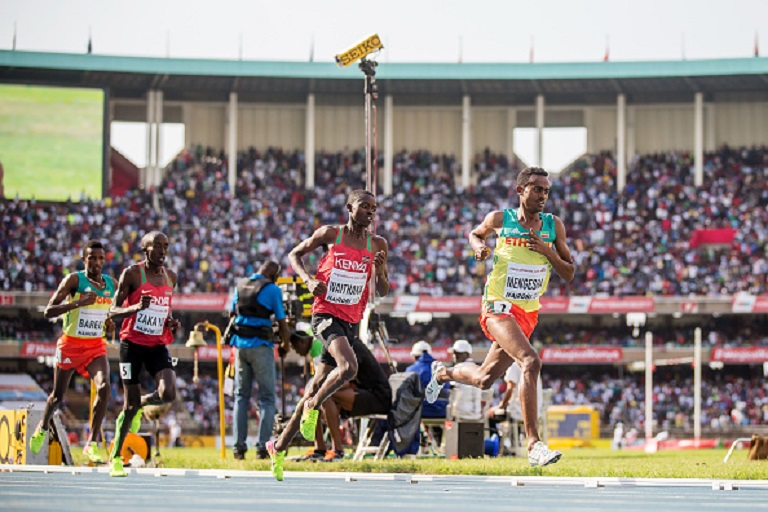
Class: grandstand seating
1,145,764,298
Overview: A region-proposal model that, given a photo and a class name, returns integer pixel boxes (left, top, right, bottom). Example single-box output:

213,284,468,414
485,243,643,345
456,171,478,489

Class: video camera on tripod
276,276,312,329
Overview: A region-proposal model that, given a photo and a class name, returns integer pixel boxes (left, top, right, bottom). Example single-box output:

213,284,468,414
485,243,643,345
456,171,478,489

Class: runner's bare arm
469,211,503,261
165,269,181,334
108,266,151,319
289,225,338,296
373,236,389,296
43,273,93,319
527,216,574,282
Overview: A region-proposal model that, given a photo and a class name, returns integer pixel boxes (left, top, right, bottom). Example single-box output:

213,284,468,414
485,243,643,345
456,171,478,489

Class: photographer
230,261,291,460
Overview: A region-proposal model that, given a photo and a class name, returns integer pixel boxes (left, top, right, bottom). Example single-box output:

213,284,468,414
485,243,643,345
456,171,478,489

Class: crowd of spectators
559,147,768,296
1,145,765,299
9,143,763,442
544,369,768,433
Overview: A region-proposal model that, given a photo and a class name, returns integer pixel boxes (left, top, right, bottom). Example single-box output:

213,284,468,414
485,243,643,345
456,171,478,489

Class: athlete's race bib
503,262,548,301
76,308,109,337
325,268,367,305
133,303,169,336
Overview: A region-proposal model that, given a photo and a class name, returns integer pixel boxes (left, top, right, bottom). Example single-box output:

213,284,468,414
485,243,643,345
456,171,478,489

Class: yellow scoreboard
546,405,600,448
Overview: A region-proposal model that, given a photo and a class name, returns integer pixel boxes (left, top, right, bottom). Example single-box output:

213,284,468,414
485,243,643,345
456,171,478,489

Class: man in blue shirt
406,341,448,418
231,261,291,460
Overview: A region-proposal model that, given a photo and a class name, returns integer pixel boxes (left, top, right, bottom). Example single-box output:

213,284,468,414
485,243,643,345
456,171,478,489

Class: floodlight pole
694,327,702,440
359,58,379,306
644,331,653,442
360,58,378,194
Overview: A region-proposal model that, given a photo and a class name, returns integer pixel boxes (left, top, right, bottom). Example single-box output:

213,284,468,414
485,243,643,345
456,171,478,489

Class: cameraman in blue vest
231,261,291,460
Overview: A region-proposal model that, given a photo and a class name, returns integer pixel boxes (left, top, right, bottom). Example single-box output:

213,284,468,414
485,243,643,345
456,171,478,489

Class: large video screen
0,83,107,202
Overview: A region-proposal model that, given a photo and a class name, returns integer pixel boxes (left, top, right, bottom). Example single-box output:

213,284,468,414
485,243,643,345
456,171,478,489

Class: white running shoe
425,361,445,404
528,441,562,467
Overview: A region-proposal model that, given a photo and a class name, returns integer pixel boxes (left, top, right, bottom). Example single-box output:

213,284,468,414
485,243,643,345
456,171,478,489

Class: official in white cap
410,340,432,360
448,339,473,361
448,340,481,420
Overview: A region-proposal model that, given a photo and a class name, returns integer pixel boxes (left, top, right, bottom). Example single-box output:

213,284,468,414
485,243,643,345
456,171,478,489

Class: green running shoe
29,428,47,454
130,408,143,434
299,408,319,442
83,441,105,464
109,457,127,477
266,440,285,481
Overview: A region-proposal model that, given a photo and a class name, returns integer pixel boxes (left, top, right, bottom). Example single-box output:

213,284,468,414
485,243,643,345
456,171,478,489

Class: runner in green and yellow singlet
30,240,116,464
425,166,575,468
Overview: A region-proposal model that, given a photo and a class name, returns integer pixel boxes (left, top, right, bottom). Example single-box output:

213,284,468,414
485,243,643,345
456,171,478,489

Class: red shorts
479,303,539,342
56,335,107,379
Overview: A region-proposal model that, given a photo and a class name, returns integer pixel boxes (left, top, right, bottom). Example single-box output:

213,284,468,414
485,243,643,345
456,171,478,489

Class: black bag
387,372,424,455
233,323,274,341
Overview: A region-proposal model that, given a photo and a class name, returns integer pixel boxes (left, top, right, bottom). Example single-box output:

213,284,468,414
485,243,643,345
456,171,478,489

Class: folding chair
352,413,390,461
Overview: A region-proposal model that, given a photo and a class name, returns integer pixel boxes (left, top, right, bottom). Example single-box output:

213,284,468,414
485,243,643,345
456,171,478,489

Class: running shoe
83,441,105,464
130,408,144,434
297,448,326,462
425,361,446,404
299,408,319,442
29,428,46,454
528,441,562,467
266,440,285,482
320,450,344,462
109,457,127,477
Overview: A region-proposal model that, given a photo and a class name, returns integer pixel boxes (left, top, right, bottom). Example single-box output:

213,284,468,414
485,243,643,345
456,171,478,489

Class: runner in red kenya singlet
106,231,181,477
267,189,389,481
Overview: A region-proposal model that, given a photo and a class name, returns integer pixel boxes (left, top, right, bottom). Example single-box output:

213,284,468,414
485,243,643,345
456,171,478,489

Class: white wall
238,104,305,150
472,108,508,154
184,103,225,150
714,102,768,147
393,107,462,155
168,99,768,156
315,105,367,151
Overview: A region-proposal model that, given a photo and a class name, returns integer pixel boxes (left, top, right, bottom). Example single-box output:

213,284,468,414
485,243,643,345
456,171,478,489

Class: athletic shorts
56,337,107,379
479,303,539,341
311,313,359,366
312,313,391,410
118,340,174,385
346,387,390,417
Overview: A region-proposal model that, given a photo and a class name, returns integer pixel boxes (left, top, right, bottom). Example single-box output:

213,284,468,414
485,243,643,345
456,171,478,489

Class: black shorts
119,340,174,385
347,387,391,417
311,314,358,366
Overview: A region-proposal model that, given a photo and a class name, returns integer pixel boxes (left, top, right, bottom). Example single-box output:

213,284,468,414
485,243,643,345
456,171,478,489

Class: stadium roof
2,50,768,105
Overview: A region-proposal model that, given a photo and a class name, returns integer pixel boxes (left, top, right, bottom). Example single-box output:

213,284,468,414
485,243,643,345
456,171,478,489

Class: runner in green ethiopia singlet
62,271,116,341
483,210,556,313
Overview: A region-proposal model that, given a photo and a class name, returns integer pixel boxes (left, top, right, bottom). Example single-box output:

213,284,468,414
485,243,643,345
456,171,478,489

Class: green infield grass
72,446,768,480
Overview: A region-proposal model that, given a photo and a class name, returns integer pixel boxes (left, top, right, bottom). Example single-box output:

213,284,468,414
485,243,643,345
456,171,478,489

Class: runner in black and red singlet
267,189,389,481
106,231,181,477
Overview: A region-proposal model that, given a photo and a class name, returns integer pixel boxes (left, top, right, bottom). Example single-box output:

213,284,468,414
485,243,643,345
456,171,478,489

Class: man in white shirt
497,362,543,422
448,340,482,421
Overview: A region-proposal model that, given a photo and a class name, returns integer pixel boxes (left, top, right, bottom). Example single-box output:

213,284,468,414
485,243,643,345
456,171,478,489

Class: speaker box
444,420,484,459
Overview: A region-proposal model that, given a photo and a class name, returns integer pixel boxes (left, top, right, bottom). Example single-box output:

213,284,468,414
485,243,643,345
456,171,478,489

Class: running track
2,465,767,511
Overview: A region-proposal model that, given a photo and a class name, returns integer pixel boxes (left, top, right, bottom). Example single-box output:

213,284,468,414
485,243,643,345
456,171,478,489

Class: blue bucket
484,434,500,457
